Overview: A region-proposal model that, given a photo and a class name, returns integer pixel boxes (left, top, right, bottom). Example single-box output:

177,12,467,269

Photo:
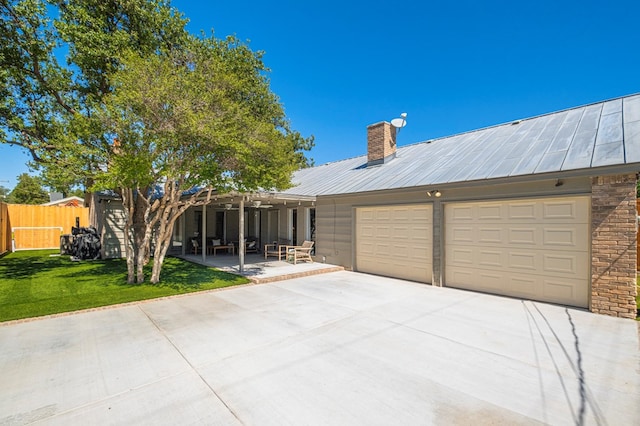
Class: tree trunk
150,215,174,284
149,184,179,284
135,246,146,283
120,188,136,284
133,194,149,283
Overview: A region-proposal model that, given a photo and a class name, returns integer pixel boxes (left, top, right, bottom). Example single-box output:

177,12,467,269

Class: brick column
591,174,638,319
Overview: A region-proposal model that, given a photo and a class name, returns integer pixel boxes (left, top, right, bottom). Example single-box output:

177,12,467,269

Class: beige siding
315,201,352,267
444,196,590,308
102,201,127,258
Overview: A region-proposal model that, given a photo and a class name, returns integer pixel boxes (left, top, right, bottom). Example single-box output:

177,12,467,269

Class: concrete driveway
1,271,638,425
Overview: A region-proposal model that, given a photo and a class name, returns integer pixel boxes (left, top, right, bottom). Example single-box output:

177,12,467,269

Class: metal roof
284,94,640,196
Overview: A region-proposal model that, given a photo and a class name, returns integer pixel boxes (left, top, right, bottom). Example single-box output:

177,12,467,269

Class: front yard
0,250,249,322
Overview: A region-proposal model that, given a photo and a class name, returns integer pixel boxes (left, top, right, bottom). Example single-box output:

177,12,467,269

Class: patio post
201,203,207,262
180,212,186,256
239,197,245,273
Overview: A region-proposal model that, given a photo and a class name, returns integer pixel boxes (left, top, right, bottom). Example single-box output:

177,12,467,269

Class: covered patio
172,191,317,274
176,252,343,284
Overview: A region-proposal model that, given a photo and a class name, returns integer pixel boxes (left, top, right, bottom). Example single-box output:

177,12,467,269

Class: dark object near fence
60,234,73,255
69,226,101,260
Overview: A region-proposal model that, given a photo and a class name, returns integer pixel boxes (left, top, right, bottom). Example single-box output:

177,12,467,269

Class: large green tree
0,0,188,191
1,1,313,283
97,37,313,283
7,173,49,204
0,184,9,200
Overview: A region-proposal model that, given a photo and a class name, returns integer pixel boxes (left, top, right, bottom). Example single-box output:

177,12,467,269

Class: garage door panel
543,278,588,307
447,245,588,279
392,226,411,239
449,247,474,265
507,275,538,298
508,252,536,271
478,250,503,267
445,196,589,308
542,226,585,248
391,246,409,257
359,242,375,254
447,198,589,225
508,228,537,245
450,205,474,221
446,267,477,288
478,228,503,243
360,225,375,238
450,268,588,307
356,205,432,283
479,204,503,220
407,249,430,262
542,198,589,222
452,227,474,243
508,202,537,220
391,209,412,220
375,225,392,238
410,226,431,235
374,242,392,252
449,268,504,292
448,224,587,252
360,210,375,220
543,253,588,277
375,209,391,220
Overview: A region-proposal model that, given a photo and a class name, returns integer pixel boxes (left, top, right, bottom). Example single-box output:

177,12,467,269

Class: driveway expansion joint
137,305,244,424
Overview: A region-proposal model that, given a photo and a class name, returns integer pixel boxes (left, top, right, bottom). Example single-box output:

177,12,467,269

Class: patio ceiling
196,191,316,210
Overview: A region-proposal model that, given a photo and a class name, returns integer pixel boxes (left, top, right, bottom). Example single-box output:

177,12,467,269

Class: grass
0,250,250,322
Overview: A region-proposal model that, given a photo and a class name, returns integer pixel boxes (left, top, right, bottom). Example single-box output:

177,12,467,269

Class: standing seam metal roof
284,94,640,197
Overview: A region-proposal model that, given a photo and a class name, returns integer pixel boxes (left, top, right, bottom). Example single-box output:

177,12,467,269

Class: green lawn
0,250,250,322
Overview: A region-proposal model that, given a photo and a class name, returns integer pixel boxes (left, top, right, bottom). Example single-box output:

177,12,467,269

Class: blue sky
1,0,638,190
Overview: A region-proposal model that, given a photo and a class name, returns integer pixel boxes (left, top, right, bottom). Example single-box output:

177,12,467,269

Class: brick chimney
367,121,396,166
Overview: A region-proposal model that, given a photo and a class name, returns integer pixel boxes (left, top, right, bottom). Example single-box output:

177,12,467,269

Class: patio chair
245,238,259,254
190,238,200,254
264,241,286,260
286,240,314,264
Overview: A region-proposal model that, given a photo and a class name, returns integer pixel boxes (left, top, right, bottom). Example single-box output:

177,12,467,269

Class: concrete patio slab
178,253,344,283
0,271,638,425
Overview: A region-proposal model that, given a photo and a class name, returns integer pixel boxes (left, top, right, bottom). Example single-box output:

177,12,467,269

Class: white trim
41,196,85,206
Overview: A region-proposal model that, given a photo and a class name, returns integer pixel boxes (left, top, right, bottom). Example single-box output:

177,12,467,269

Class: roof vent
511,120,521,125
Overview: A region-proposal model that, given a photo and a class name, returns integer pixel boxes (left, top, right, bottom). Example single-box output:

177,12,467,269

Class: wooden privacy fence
6,204,89,251
0,202,9,255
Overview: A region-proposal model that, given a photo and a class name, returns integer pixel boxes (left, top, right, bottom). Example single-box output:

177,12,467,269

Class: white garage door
356,204,432,283
444,196,589,308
